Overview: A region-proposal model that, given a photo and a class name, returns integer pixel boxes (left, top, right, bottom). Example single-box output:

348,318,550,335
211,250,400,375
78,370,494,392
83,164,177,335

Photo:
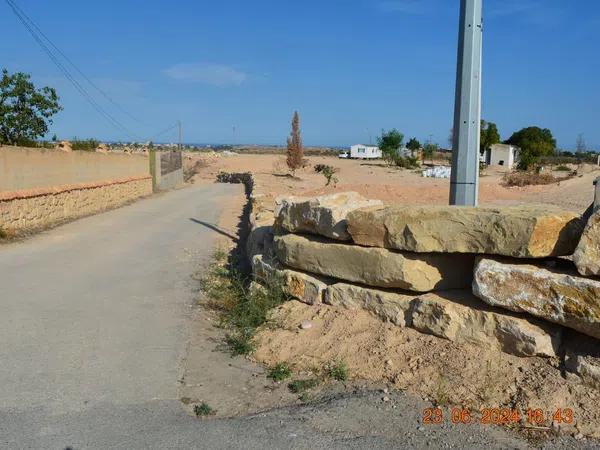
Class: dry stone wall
0,177,152,232
245,184,600,387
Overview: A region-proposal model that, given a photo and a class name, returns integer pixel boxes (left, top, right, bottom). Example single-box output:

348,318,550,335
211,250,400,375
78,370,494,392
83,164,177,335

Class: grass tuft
194,402,216,417
288,378,320,394
200,248,289,355
327,360,348,381
268,363,292,382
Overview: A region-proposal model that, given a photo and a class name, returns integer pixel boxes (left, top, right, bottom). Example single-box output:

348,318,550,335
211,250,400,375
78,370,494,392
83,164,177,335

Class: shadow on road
189,218,238,241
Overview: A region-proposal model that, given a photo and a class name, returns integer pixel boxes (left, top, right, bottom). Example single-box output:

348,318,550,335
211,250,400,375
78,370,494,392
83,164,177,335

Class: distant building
350,144,382,159
482,143,520,169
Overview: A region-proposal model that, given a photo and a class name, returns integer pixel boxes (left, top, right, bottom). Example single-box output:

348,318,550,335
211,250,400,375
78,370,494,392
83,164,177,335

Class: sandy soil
186,152,599,213
253,301,600,439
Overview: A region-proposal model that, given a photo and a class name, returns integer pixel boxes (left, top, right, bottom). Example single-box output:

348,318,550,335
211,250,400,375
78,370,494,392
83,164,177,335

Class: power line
5,0,143,141
7,0,147,128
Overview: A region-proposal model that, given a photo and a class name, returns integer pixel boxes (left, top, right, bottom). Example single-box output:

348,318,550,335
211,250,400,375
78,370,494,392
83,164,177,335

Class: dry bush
183,158,209,182
502,171,561,187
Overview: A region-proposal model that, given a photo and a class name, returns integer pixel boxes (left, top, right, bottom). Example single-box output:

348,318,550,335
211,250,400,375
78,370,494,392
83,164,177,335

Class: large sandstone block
347,205,582,258
573,210,600,276
275,192,382,240
324,283,560,357
324,283,415,327
251,254,328,305
473,257,600,339
410,291,560,357
274,234,474,292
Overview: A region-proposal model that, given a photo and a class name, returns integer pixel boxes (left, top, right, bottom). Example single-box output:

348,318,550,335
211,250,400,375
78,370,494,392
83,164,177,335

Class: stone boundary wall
0,145,149,191
0,176,152,233
0,145,153,234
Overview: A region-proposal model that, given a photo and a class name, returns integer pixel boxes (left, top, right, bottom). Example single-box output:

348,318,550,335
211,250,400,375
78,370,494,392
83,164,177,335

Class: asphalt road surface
0,184,588,449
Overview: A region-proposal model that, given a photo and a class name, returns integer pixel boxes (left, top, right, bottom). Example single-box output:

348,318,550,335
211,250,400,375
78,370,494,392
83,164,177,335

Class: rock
410,291,560,357
564,332,600,389
473,257,600,339
57,140,72,152
274,234,474,292
275,192,382,241
300,320,313,330
574,210,600,276
347,205,582,258
247,224,274,260
251,254,328,305
96,143,109,153
324,282,415,327
325,283,559,357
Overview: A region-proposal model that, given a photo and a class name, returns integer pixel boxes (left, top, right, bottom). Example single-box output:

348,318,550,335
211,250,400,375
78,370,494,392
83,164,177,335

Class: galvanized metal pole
450,0,483,206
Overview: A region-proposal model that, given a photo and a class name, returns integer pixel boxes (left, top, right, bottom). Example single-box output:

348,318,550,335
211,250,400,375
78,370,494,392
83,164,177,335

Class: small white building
350,144,382,159
482,143,520,169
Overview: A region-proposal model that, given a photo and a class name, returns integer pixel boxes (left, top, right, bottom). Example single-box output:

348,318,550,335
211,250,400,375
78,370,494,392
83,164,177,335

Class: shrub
314,164,339,186
288,378,320,393
194,402,216,417
71,138,100,151
393,154,420,169
327,360,348,381
554,165,571,172
268,363,292,382
502,171,560,187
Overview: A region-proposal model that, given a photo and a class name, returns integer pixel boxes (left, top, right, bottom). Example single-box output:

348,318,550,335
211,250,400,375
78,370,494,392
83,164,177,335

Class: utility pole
450,0,483,206
177,120,182,150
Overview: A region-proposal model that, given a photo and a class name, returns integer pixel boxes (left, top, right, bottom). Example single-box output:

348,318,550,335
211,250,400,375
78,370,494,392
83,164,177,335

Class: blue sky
1,0,599,149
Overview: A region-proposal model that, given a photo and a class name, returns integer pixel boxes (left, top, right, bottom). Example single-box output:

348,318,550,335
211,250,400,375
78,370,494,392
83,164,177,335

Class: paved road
0,184,585,449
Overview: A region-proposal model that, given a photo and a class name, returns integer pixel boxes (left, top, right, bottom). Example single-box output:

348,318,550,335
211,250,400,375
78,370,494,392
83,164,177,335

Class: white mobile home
350,144,382,159
482,143,520,170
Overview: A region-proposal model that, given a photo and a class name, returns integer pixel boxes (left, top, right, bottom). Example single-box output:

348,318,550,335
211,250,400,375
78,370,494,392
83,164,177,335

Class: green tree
505,126,556,170
480,120,500,153
406,137,421,154
377,129,404,164
423,142,439,165
286,111,305,176
0,69,62,145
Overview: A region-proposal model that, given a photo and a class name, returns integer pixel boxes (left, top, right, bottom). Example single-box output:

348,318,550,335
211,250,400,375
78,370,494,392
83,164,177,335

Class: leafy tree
423,142,439,164
480,120,500,153
0,69,62,145
505,126,556,170
286,111,305,176
406,137,421,154
377,129,404,164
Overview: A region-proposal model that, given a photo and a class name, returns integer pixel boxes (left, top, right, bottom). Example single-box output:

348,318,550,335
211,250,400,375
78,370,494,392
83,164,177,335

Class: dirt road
0,183,585,449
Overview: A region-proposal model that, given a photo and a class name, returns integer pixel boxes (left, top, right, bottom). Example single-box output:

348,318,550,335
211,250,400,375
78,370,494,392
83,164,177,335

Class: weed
200,249,289,356
298,392,311,402
554,165,572,172
288,378,320,393
0,226,15,240
433,375,450,407
268,363,292,382
225,332,255,355
327,360,348,381
502,171,562,187
193,402,216,417
314,164,339,186
70,138,100,151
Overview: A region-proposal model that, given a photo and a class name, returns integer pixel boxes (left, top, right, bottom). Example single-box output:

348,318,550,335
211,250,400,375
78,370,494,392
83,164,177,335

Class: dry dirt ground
186,152,599,214
187,152,600,444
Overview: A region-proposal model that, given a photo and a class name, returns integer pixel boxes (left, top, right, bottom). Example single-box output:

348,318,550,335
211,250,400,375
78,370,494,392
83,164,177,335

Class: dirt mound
253,301,600,439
